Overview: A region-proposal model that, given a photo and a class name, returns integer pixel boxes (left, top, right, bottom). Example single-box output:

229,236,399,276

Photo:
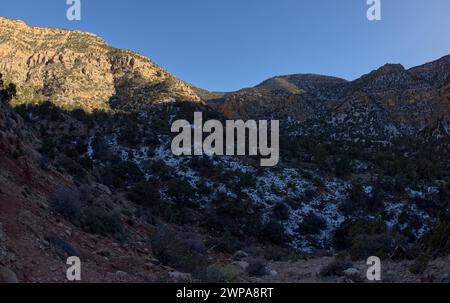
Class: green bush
298,213,326,235
259,221,288,246
237,172,257,188
263,245,296,262
82,207,124,240
272,203,290,221
340,183,385,215
127,181,160,207
151,227,208,277
333,219,396,260
166,179,196,204
418,222,450,257
349,234,392,260
410,253,430,275
110,161,145,188
57,156,87,180
49,188,83,225
0,82,17,103
206,265,241,283
246,258,267,277
208,232,242,254
118,121,141,146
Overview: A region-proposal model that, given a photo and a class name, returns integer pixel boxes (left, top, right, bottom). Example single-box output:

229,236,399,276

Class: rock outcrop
209,59,450,138
0,17,200,112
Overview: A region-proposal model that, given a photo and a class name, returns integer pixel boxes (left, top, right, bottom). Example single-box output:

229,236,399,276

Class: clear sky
2,0,450,91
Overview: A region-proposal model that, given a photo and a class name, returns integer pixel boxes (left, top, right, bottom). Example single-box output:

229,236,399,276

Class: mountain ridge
0,17,201,112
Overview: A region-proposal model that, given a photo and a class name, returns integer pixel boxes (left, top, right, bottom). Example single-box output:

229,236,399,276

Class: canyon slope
209,60,450,139
0,17,200,112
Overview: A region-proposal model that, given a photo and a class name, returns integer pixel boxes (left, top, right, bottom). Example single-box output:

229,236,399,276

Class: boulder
0,266,18,283
343,268,362,282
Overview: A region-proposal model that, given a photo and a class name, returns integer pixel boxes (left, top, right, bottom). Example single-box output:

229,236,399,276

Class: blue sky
2,0,450,91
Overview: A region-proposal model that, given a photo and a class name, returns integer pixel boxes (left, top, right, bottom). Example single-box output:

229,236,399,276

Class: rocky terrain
0,17,200,112
1,18,450,283
210,61,450,138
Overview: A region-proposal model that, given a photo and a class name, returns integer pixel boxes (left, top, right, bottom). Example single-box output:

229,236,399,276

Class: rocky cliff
209,59,450,138
0,17,200,112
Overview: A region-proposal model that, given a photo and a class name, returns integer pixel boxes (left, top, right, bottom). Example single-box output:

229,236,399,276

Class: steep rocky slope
0,78,174,282
209,59,450,139
0,17,200,112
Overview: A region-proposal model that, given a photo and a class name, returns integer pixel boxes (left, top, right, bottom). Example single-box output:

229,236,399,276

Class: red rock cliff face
0,17,200,112
209,59,450,136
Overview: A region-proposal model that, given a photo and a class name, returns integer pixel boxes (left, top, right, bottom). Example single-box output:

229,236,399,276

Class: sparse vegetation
246,258,267,277
298,213,326,235
81,207,125,240
151,227,208,277
49,187,83,225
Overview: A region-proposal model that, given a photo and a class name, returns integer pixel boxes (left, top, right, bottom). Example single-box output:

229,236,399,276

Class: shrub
127,181,160,207
263,245,296,262
341,183,385,215
151,227,208,277
246,258,267,277
49,188,83,225
334,219,387,247
216,196,248,217
166,179,195,204
272,203,290,221
118,122,141,146
349,234,392,260
410,254,430,275
438,183,450,206
39,138,56,159
39,156,51,171
237,172,257,188
209,232,242,254
298,213,326,235
91,135,110,160
57,156,87,180
368,186,386,212
334,155,351,177
0,83,17,103
110,161,145,188
333,219,397,260
417,222,450,258
349,182,365,204
313,177,325,189
259,221,288,246
82,207,124,240
206,265,241,283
